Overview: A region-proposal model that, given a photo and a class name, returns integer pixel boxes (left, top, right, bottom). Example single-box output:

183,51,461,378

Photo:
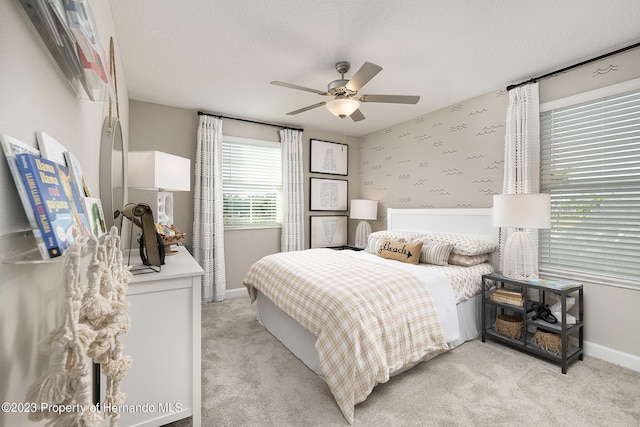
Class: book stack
490,288,524,306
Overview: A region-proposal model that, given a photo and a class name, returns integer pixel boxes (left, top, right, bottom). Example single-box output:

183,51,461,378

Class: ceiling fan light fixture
273,61,419,121
326,97,360,118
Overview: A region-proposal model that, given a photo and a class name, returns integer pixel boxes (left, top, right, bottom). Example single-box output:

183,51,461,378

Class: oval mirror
99,117,125,233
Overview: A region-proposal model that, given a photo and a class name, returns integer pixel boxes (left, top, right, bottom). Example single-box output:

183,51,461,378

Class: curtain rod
506,40,640,91
197,111,304,132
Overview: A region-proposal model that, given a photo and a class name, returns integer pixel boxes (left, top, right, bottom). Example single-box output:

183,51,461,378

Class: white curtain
280,128,304,252
500,83,541,269
194,115,226,303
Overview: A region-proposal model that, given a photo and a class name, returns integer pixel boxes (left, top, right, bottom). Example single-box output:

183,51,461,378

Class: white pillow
366,230,497,256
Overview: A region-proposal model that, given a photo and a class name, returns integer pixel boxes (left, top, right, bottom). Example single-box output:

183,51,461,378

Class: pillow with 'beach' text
376,238,422,264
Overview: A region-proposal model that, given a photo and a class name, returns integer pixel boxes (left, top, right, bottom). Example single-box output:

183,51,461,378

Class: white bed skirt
255,290,482,380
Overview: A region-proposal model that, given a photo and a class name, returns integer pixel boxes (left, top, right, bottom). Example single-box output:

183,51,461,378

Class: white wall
0,1,128,425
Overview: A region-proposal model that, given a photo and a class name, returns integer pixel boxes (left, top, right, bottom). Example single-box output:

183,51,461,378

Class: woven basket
533,329,571,354
160,224,185,255
495,314,523,339
161,224,186,246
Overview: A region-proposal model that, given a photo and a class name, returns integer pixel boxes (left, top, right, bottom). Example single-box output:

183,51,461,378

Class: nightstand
481,272,584,373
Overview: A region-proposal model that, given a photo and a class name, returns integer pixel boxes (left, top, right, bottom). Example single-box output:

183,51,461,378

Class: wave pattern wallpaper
358,89,509,229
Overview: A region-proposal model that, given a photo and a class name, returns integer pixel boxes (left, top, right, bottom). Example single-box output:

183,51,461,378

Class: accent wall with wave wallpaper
358,89,508,229
358,45,640,231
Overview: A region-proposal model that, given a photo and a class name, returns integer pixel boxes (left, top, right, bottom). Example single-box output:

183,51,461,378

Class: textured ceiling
109,0,640,137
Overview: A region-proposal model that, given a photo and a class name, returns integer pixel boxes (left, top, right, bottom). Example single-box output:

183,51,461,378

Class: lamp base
355,220,372,249
503,231,539,280
156,191,174,225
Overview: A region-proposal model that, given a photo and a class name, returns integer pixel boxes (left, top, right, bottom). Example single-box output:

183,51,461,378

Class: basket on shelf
533,329,571,354
495,314,523,339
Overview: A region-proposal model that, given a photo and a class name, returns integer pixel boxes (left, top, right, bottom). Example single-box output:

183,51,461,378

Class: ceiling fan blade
350,109,366,122
359,94,420,104
271,81,328,96
286,101,327,115
345,62,382,92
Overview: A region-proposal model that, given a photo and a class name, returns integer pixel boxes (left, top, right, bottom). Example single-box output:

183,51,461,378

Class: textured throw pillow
448,253,491,267
415,240,455,266
376,238,423,264
423,233,498,256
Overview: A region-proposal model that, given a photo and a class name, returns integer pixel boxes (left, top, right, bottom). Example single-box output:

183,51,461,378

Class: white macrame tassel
98,228,132,426
25,332,73,422
25,227,132,427
81,243,114,327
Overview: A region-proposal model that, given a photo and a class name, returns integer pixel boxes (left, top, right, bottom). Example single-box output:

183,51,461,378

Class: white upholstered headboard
386,208,498,244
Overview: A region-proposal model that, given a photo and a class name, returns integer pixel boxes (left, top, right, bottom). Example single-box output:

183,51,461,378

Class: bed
243,208,498,424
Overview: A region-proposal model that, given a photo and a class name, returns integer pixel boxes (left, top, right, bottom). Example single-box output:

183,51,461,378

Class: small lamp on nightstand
493,193,551,280
350,199,378,248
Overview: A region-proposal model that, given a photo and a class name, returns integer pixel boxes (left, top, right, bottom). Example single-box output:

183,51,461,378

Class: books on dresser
14,152,92,258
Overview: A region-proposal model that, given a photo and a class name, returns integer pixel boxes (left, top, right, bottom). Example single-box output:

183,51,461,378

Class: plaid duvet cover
243,248,452,424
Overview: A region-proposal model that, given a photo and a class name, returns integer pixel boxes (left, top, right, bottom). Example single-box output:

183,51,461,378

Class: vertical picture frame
310,177,348,211
310,215,348,248
310,139,348,176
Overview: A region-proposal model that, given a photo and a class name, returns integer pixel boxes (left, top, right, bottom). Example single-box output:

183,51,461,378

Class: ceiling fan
271,61,420,122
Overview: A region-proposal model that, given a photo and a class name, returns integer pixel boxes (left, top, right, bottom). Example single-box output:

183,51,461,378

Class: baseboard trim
584,341,640,372
226,287,247,299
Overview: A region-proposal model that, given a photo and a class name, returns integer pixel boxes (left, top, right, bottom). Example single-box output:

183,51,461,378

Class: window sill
224,224,282,231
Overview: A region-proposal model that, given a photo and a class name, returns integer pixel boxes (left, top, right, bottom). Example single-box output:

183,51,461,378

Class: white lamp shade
128,150,191,191
350,199,378,220
493,193,550,229
326,98,360,118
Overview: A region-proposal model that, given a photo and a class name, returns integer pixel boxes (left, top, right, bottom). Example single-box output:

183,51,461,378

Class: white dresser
116,246,204,426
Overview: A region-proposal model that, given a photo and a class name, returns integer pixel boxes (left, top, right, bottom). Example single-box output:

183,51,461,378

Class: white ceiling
109,0,640,137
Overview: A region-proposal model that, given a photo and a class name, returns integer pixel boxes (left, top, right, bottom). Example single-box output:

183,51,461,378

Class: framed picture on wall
310,215,348,248
310,139,348,175
310,177,348,211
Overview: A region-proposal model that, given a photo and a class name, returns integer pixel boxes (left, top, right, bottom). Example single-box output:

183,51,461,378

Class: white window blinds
539,87,640,287
222,136,282,227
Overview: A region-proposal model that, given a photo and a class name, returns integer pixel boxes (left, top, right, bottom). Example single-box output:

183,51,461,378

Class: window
539,83,640,288
222,136,282,228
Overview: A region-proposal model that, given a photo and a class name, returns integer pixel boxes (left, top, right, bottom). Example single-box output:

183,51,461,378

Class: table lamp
350,199,378,248
127,150,190,225
493,193,550,280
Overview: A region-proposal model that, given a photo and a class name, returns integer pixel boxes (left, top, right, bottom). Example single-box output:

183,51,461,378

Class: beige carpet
167,297,640,427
